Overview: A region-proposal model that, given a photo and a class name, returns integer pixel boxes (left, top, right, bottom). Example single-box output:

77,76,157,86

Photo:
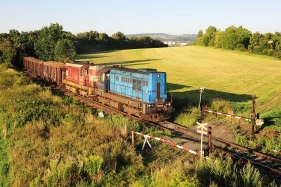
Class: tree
197,30,203,38
195,26,217,46
34,23,65,61
54,39,76,63
0,41,16,65
213,26,251,51
112,32,127,48
215,31,226,48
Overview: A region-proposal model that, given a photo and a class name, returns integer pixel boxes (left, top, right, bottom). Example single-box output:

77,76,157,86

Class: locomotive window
106,73,110,80
82,69,88,76
144,81,148,86
133,79,141,91
115,76,119,81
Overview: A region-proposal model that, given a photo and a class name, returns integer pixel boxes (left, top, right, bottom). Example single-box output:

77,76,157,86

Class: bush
210,99,233,113
236,44,247,52
149,160,199,187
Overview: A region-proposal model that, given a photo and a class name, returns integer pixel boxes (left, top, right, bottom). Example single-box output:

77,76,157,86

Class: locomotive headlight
166,102,171,106
148,104,155,108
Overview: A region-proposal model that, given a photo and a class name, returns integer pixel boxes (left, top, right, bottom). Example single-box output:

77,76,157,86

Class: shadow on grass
261,116,281,130
169,88,253,118
98,58,164,66
172,88,253,103
167,83,190,92
75,54,110,60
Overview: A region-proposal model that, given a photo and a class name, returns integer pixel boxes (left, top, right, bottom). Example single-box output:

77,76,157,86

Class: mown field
78,46,281,129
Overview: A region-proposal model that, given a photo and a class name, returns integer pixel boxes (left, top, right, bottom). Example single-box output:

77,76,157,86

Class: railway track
158,121,281,176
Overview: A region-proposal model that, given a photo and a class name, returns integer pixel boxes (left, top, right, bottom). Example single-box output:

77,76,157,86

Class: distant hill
125,33,197,42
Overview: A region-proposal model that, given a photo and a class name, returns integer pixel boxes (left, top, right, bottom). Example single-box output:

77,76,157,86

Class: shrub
195,153,236,186
238,164,262,187
149,160,199,187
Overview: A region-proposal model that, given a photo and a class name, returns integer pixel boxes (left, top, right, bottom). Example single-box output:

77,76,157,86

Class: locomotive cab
98,67,112,92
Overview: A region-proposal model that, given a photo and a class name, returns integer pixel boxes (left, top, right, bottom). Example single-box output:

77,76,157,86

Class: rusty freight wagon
23,57,66,85
43,61,66,84
23,57,44,78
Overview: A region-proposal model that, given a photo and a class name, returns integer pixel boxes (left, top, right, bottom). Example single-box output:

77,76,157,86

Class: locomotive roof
98,66,162,75
66,62,101,69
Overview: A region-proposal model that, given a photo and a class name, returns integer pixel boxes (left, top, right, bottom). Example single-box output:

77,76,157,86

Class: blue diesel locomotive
97,66,174,121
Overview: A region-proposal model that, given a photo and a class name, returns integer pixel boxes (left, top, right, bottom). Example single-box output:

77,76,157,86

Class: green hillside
78,46,281,129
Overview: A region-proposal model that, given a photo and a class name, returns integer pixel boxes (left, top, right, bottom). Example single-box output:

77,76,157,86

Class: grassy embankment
78,46,281,130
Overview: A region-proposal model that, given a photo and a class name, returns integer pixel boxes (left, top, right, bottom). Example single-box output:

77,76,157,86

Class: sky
0,0,280,36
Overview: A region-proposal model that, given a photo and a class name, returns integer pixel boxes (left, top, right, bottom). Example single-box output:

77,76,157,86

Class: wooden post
250,95,256,137
208,127,212,154
132,131,134,146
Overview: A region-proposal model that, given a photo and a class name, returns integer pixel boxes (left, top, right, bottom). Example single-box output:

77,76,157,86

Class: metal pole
201,126,203,157
198,86,204,109
250,96,256,137
199,92,202,109
208,127,212,154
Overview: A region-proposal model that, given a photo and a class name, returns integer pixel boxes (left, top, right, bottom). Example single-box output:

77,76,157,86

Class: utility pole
208,127,212,154
198,86,204,110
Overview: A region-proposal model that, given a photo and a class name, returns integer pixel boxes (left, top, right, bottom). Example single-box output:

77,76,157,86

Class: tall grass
195,152,269,187
174,107,201,127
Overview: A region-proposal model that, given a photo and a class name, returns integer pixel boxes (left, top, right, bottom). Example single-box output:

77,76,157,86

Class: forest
194,25,281,59
0,23,167,67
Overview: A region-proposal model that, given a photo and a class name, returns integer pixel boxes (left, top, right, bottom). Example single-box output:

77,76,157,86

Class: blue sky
0,0,280,35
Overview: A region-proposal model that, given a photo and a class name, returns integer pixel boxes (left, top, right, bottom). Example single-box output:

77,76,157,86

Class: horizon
1,0,280,36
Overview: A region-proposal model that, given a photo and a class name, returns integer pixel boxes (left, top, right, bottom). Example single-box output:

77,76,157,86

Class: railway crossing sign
196,130,208,134
196,122,208,157
196,122,208,131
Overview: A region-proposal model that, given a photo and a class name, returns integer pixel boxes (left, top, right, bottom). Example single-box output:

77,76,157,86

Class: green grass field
78,46,281,128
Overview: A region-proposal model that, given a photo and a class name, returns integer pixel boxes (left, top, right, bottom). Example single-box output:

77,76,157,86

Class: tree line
194,25,281,59
0,23,167,67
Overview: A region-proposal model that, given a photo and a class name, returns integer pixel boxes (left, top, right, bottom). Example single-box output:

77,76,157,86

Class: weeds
174,107,201,127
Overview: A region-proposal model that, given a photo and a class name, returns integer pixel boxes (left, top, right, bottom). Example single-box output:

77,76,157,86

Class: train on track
23,57,175,121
